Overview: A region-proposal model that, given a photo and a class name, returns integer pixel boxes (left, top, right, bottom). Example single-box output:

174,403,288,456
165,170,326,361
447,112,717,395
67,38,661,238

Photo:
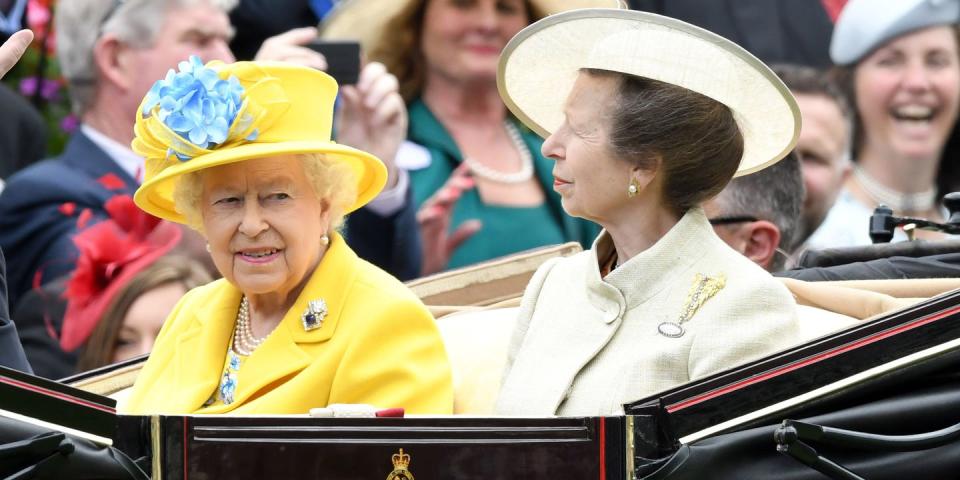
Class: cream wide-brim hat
498,9,801,177
321,0,626,51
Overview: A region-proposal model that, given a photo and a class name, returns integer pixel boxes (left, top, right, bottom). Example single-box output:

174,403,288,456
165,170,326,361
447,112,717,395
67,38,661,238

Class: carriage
3,218,960,480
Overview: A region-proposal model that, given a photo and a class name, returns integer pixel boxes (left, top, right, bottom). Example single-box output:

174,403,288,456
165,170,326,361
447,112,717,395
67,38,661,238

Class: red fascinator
60,195,182,351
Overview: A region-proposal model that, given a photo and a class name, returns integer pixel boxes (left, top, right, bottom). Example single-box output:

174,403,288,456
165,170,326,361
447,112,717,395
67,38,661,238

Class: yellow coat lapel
196,232,359,413
166,287,237,412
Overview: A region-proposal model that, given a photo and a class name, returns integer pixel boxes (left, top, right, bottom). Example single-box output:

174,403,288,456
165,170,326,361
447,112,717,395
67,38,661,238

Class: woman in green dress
324,0,619,274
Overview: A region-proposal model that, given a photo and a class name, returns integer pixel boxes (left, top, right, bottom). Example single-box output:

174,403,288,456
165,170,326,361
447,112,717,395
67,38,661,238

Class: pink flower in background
60,114,79,133
7,0,74,154
19,76,60,101
26,0,50,33
26,0,56,53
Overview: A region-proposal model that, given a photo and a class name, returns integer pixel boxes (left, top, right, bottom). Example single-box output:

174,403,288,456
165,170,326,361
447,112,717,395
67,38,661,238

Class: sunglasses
708,215,759,226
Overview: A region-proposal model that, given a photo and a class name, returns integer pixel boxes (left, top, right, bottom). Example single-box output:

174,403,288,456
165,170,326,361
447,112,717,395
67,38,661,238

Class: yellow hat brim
134,140,387,224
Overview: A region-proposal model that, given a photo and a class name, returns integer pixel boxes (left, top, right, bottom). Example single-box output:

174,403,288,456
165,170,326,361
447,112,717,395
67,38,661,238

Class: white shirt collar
80,124,145,184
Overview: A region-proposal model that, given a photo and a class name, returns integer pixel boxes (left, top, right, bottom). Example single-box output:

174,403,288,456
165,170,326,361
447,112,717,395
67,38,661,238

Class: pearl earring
627,178,639,198
320,234,330,246
205,243,211,253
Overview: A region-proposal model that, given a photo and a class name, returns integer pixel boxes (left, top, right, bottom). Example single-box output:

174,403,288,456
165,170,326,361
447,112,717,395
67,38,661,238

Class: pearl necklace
853,165,938,214
233,296,266,356
460,121,534,184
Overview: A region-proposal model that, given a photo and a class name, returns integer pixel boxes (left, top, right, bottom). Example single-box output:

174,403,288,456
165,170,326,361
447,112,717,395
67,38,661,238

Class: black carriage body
113,415,627,480
7,287,960,479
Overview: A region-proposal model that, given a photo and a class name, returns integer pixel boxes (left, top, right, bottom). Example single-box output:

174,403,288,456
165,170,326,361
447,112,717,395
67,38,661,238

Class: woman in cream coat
495,10,808,416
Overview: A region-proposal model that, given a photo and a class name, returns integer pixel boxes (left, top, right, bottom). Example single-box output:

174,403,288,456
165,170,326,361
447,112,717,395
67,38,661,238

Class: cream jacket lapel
496,208,803,416
497,251,626,414
496,209,708,414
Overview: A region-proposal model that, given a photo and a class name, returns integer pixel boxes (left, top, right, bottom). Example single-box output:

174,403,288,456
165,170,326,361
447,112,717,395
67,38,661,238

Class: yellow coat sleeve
326,288,454,414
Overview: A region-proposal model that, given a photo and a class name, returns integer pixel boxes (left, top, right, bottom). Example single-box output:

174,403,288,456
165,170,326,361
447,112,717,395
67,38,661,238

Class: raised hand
417,164,482,275
254,27,327,70
336,62,407,188
0,30,33,79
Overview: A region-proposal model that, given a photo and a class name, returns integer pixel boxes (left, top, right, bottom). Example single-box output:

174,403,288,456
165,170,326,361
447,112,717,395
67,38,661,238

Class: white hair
173,154,358,234
55,0,239,115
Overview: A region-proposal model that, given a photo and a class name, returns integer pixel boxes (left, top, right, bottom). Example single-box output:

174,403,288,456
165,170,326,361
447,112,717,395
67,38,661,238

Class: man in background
772,64,853,251
704,152,805,272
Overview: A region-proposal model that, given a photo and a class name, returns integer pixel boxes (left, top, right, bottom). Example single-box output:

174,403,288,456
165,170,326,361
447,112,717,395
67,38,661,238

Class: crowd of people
0,0,954,417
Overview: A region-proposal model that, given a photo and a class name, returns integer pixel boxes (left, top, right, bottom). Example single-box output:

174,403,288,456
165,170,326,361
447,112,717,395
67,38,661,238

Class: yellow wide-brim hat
498,9,801,177
321,0,626,50
132,59,386,224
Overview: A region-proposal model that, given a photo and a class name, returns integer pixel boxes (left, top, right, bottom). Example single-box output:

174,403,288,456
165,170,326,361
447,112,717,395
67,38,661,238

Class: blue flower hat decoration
141,56,255,158
131,57,388,225
135,55,268,166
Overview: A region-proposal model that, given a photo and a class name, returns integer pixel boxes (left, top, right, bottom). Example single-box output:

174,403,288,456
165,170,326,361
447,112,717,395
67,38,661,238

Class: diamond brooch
301,299,328,332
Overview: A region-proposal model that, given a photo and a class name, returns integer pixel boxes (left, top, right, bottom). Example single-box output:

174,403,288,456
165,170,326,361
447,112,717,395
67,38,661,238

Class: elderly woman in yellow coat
495,10,810,416
122,57,453,414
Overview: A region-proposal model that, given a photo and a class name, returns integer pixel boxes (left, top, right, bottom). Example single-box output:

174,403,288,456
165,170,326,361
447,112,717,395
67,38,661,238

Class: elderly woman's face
541,73,646,223
420,0,529,85
854,25,960,162
200,156,329,298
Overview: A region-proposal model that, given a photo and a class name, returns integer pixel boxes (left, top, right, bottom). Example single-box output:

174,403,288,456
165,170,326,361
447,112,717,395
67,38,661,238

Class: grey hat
830,0,960,66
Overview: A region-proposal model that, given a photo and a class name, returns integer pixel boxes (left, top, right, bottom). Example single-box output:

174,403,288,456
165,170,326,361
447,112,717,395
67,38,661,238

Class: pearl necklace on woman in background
460,121,534,184
853,165,939,214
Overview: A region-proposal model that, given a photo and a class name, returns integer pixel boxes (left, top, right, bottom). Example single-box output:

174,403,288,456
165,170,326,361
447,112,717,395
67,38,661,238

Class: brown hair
585,69,744,216
76,255,212,371
772,63,851,120
371,0,540,102
828,66,864,161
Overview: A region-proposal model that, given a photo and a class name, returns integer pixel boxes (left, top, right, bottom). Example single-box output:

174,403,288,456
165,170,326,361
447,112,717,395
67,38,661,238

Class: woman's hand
253,27,327,70
0,30,33,79
417,164,482,275
336,62,407,189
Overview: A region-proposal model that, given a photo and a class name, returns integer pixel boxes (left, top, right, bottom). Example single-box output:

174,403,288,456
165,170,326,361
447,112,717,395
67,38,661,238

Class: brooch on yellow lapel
301,299,328,332
658,273,726,338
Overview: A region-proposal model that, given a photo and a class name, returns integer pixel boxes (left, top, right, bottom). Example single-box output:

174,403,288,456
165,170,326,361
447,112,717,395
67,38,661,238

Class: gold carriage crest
386,448,414,480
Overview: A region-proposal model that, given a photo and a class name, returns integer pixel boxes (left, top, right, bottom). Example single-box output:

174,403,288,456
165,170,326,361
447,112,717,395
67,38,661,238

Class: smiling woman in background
323,0,617,274
122,58,452,414
75,255,211,371
49,195,211,374
808,0,960,248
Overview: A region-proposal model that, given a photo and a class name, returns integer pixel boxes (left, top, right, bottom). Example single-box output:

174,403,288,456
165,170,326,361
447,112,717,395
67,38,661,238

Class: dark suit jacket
0,83,47,179
0,131,138,309
229,0,319,60
345,186,422,281
12,276,70,379
0,249,32,373
779,253,960,282
630,0,835,68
